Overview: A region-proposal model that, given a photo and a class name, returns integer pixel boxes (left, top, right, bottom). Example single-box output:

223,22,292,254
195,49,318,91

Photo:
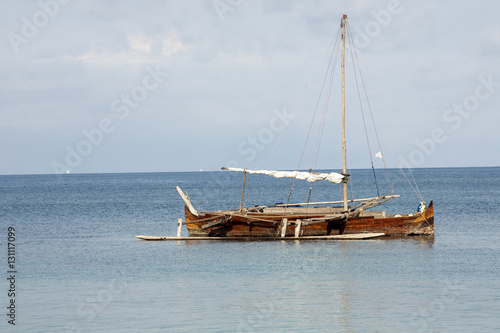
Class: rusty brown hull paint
184,201,434,237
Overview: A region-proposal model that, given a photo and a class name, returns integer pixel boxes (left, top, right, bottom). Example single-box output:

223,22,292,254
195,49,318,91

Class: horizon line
1,165,499,177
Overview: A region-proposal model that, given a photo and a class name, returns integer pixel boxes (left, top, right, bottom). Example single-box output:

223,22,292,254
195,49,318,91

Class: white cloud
128,33,153,53
0,0,499,174
161,29,188,56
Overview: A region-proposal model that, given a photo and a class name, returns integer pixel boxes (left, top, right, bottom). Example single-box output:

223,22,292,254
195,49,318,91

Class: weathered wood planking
184,201,434,237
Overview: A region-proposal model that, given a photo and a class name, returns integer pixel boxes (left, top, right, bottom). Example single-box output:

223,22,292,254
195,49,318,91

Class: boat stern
407,200,434,236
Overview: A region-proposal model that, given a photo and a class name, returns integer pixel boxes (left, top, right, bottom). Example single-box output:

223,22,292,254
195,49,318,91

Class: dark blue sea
1,167,499,332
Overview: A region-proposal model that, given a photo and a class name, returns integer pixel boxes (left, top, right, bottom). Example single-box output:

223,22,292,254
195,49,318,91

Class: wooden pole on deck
176,186,198,216
340,14,349,212
177,218,182,238
239,169,247,213
295,220,302,238
281,218,288,238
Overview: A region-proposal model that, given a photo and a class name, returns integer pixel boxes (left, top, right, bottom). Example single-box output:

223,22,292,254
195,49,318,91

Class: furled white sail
221,167,345,184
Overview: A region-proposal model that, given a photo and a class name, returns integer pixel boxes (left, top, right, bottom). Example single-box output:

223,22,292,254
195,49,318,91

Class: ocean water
1,167,499,332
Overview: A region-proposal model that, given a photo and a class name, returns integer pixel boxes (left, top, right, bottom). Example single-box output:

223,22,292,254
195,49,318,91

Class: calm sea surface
1,167,499,332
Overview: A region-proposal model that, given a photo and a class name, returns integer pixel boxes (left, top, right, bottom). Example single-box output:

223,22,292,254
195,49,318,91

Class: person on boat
417,202,426,213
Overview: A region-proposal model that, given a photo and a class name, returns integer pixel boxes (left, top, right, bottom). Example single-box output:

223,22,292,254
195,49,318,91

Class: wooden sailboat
177,15,434,238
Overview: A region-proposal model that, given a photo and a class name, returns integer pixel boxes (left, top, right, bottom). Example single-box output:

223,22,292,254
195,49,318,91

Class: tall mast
341,14,348,211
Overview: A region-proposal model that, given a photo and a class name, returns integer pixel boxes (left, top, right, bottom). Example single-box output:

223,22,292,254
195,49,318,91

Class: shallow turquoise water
1,167,499,332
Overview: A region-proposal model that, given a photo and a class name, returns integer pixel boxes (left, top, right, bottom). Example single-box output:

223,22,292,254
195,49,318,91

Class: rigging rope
262,28,341,171
305,173,313,219
276,19,427,212
284,25,343,211
245,28,341,210
312,37,340,170
346,25,380,197
384,133,425,202
347,20,424,201
297,30,341,172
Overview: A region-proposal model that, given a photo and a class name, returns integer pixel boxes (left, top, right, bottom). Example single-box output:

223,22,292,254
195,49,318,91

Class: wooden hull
184,201,434,237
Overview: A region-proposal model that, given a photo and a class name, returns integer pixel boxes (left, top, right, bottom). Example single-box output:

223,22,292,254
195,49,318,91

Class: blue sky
1,0,499,175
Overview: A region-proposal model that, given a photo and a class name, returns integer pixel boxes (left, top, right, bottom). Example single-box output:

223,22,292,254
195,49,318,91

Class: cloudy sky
1,0,499,175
